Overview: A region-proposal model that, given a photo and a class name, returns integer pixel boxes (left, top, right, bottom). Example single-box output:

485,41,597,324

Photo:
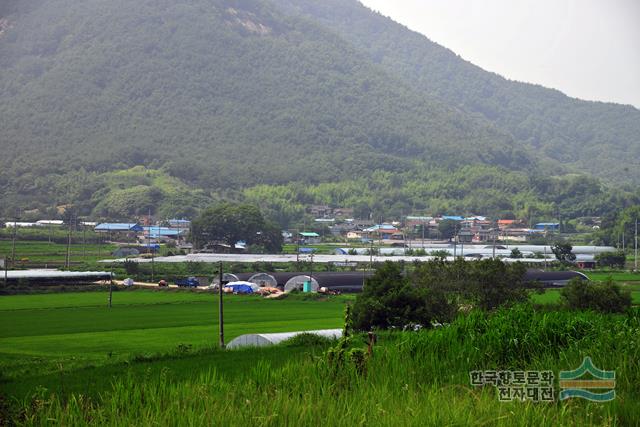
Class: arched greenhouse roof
226,329,342,349
284,275,320,292
212,273,240,285
248,273,278,288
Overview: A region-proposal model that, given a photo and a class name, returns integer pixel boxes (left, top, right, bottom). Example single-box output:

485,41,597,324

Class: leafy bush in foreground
351,259,532,331
561,278,632,313
414,258,530,310
350,262,455,331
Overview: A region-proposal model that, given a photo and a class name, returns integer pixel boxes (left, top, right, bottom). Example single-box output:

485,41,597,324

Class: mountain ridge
0,0,637,222
271,0,640,184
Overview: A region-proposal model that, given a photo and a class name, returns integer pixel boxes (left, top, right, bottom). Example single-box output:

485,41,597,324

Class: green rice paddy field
0,240,116,264
0,290,347,383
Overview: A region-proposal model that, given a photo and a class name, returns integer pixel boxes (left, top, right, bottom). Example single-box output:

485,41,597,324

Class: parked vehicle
175,277,200,288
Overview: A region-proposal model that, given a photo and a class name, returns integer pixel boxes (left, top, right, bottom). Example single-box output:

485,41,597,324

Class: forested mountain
274,0,640,185
0,0,638,222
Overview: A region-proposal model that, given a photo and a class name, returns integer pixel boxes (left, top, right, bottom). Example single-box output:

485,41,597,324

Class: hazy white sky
359,0,640,108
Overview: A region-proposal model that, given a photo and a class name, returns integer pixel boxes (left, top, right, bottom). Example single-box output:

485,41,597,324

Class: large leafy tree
615,206,640,237
253,220,284,253
438,219,459,241
551,241,576,263
191,203,281,252
598,205,640,247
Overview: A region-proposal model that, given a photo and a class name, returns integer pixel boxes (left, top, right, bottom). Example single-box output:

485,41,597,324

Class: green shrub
510,248,523,258
428,249,449,258
595,251,626,268
561,278,632,313
282,333,333,347
123,259,139,275
413,258,529,310
351,262,455,331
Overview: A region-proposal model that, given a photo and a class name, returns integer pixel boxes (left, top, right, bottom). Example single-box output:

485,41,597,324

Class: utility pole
65,213,73,269
492,227,497,259
148,209,155,282
544,246,548,270
634,218,638,271
309,253,314,291
151,243,155,282
218,261,225,349
82,222,87,259
108,273,113,308
558,208,562,234
296,229,300,265
453,236,457,258
370,239,374,268
11,213,18,268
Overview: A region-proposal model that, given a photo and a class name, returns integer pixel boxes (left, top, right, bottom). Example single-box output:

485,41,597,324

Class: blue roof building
534,223,560,231
144,226,187,238
168,219,190,225
299,232,320,237
442,216,464,221
363,224,398,233
168,219,191,229
95,223,143,232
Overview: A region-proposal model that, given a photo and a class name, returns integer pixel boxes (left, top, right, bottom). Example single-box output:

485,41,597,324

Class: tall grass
8,306,639,426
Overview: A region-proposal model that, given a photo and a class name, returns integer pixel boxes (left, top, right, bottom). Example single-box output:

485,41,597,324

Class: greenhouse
226,329,342,349
211,273,240,286
284,275,319,292
248,273,278,288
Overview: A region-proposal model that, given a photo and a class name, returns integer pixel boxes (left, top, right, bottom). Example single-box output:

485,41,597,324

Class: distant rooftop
299,232,320,237
442,216,464,221
95,223,143,232
144,226,186,237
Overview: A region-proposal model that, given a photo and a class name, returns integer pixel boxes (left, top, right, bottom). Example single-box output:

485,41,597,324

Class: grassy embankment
1,289,638,425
